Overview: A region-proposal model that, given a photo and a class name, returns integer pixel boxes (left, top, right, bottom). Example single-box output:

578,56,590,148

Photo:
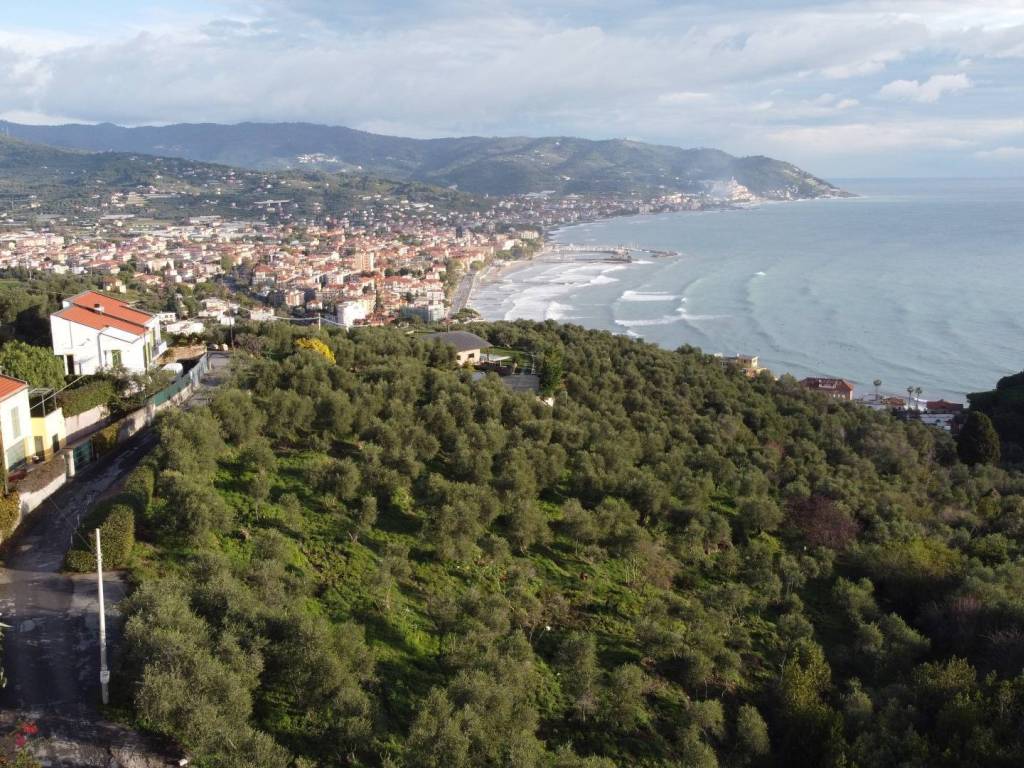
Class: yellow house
29,389,67,461
0,375,67,476
0,375,34,474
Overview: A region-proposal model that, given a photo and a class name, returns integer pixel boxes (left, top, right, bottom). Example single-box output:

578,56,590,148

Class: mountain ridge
0,120,846,199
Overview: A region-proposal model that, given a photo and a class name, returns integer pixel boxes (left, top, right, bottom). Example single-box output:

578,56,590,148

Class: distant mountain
0,121,846,199
0,134,478,221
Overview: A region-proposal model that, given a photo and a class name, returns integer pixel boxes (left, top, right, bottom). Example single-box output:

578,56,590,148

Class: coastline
459,179,1017,401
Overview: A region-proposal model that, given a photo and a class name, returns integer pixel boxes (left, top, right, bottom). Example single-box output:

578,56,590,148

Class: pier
538,243,680,262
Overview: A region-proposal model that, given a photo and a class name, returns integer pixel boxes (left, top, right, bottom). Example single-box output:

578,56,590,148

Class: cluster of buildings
716,353,965,432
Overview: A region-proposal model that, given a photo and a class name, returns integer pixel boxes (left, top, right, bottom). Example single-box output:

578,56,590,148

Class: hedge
64,502,136,572
0,492,20,542
91,422,121,457
120,464,155,516
59,379,115,417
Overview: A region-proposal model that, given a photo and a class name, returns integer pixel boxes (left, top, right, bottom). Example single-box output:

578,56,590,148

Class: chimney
94,303,105,314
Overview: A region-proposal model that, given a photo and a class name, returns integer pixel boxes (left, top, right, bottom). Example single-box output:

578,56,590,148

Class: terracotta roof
54,305,147,338
0,374,28,402
800,377,854,392
68,291,153,327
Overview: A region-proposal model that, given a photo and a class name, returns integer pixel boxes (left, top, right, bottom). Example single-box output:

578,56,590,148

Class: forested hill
0,120,845,198
112,321,1024,768
0,135,479,219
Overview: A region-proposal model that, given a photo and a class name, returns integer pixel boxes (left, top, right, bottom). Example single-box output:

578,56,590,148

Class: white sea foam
754,271,767,276
546,302,573,321
620,290,680,302
616,316,680,328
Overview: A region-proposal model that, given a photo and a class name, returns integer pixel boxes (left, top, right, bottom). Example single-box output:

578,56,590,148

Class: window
111,350,122,368
10,406,21,440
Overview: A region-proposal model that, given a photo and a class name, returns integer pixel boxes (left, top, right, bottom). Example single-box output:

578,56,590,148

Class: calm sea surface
471,179,1024,400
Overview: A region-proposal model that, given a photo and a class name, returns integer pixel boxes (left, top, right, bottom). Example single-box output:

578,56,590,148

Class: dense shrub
120,464,156,516
59,378,115,417
65,503,136,572
0,492,20,541
91,423,120,457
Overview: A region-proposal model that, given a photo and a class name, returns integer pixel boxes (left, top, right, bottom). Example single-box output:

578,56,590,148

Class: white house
50,291,165,376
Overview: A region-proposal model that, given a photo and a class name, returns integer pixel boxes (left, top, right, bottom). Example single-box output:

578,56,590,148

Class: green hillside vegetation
0,135,479,221
117,322,1024,767
0,121,846,199
968,371,1024,464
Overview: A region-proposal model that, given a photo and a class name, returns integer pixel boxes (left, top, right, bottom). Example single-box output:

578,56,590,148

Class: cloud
766,118,1024,154
975,146,1024,160
0,1,1022,176
657,92,711,106
878,73,972,103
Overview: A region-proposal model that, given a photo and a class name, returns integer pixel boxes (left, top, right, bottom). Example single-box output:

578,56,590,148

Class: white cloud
657,92,711,106
975,146,1024,160
0,1,1021,176
766,118,1024,154
878,73,972,103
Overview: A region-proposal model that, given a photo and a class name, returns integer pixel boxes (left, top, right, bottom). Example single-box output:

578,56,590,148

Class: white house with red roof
50,291,164,376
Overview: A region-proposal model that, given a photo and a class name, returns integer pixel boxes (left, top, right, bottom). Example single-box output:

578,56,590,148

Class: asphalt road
0,352,229,766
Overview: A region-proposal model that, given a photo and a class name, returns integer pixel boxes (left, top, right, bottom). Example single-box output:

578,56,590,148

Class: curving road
0,352,229,766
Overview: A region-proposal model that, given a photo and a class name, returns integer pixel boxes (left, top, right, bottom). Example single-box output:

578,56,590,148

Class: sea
470,178,1024,401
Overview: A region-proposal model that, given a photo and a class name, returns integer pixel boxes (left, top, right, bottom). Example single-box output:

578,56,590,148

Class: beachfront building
50,291,164,376
800,377,855,401
717,354,768,379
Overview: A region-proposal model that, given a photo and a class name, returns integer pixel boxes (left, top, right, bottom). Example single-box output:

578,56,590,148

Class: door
33,436,44,461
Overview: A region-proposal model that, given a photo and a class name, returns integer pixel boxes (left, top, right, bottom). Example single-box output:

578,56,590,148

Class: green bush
92,423,121,457
0,492,21,541
65,548,98,572
59,378,115,417
65,502,136,572
121,464,156,515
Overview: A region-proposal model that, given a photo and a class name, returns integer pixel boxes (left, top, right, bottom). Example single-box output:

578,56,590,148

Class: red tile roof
0,374,27,403
54,305,147,337
67,291,153,327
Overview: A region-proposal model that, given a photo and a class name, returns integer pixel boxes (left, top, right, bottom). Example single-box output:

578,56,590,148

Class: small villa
50,291,165,376
800,377,855,401
420,330,491,366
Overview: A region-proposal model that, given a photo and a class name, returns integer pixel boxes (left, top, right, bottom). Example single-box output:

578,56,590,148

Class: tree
559,632,601,721
957,411,1001,466
0,340,65,389
295,337,336,364
735,704,770,762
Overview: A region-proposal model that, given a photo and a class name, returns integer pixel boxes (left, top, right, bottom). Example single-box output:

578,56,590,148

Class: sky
1,1,1023,177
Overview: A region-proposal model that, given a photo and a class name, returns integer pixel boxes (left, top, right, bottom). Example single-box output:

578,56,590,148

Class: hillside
95,320,1024,768
0,135,480,221
0,121,846,199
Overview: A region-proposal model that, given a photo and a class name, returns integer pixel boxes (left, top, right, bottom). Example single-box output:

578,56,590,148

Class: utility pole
95,528,109,705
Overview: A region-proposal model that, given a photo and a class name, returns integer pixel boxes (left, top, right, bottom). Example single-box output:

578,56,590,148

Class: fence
61,355,210,473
